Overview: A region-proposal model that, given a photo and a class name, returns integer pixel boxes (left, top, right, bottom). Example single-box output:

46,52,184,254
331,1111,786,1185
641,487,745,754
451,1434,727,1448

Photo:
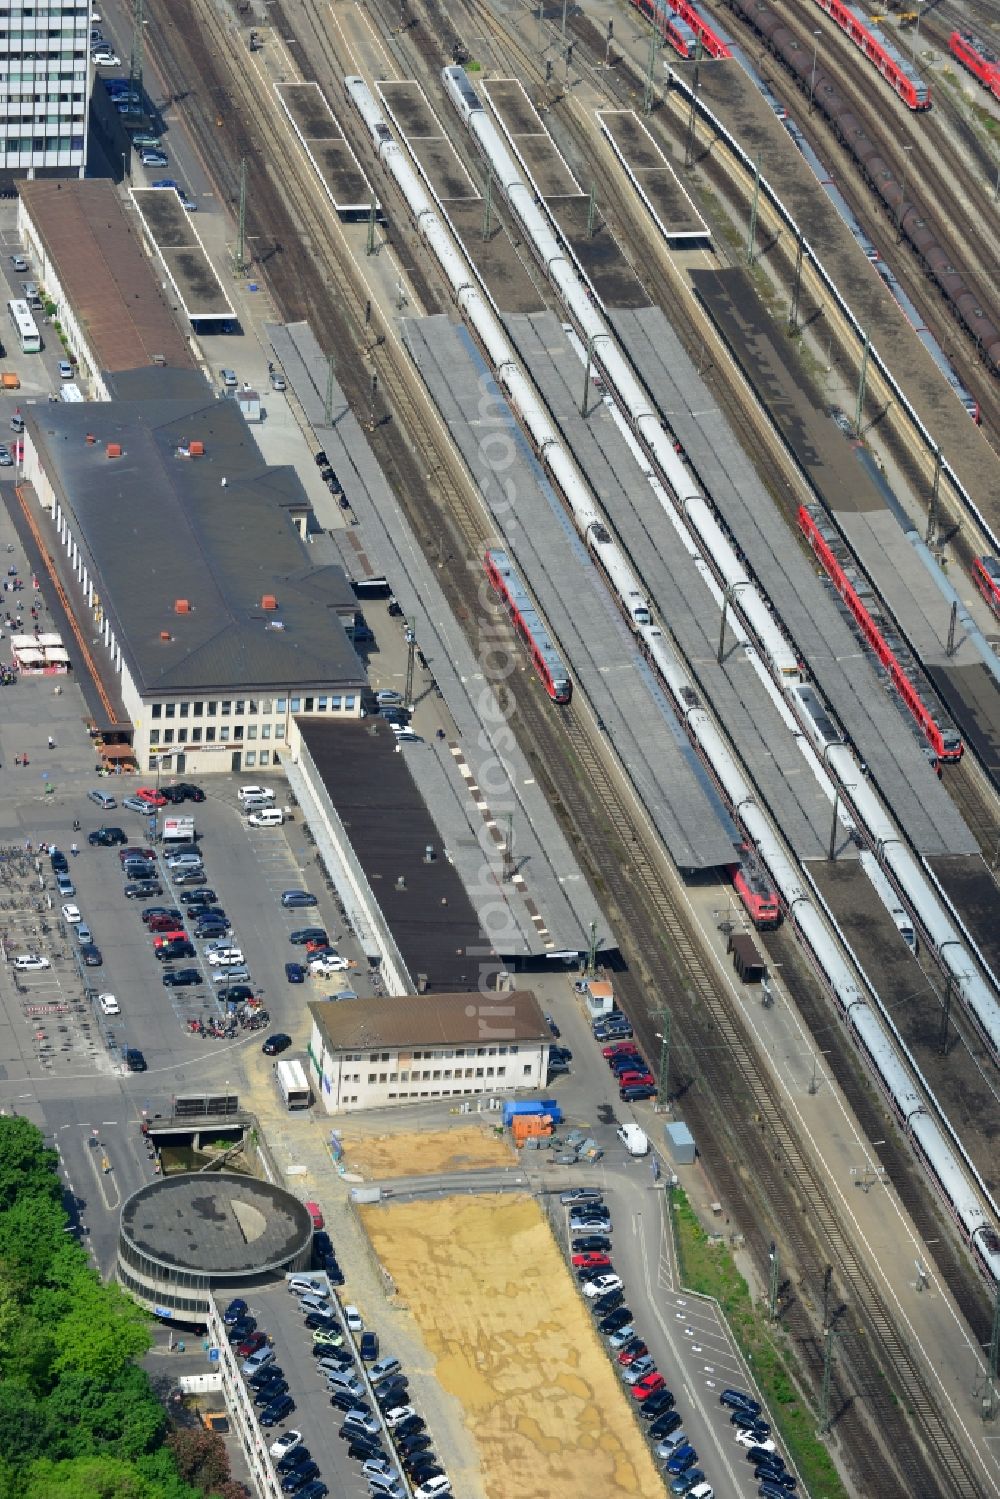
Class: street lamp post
809,30,822,114
896,145,913,244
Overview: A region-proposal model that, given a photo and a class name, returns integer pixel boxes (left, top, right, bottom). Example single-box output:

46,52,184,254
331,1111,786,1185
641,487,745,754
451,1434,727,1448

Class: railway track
373,5,995,1493
140,1,994,1490
732,0,1000,439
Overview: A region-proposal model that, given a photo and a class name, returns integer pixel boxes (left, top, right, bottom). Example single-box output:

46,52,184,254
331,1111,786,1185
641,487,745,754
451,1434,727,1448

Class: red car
120,847,155,864
152,930,187,947
618,1341,649,1366
632,1373,665,1401
618,1071,655,1088
602,1041,639,1059
237,1330,267,1357
147,913,182,933
571,1252,612,1270
136,787,168,807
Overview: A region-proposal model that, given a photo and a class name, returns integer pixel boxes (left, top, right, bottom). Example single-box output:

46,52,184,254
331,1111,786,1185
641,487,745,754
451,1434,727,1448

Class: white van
247,807,284,827
238,784,275,806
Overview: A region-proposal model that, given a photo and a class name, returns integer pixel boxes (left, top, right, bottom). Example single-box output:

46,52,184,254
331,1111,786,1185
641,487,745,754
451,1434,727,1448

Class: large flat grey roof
120,1174,311,1275
404,312,740,871
270,320,611,958
611,300,978,859
28,391,364,698
131,189,234,322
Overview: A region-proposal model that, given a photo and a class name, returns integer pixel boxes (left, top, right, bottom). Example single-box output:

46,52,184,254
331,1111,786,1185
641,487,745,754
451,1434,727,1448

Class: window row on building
150,693,357,720
341,1063,529,1085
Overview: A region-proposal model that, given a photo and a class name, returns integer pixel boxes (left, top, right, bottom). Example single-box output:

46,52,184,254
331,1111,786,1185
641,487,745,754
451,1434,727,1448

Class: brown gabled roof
19,179,195,373
308,991,549,1053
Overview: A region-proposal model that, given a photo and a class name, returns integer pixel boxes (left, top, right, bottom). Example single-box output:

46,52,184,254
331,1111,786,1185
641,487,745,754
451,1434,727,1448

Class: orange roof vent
160,631,171,642
174,599,191,614
106,443,122,459
188,440,204,457
85,433,96,445
261,594,278,611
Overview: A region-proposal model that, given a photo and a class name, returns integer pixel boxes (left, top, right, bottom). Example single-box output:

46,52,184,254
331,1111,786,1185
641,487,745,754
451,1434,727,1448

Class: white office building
0,3,90,177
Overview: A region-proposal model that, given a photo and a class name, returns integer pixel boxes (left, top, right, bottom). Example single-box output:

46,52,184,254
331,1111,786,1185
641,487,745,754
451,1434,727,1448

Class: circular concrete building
118,1173,313,1324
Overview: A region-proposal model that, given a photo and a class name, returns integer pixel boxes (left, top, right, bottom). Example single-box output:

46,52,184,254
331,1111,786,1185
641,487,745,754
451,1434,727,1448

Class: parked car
61,903,81,924
13,953,50,971
122,1047,147,1072
285,962,306,984
281,889,317,908
88,826,128,846
262,1033,293,1056
80,943,103,967
582,1274,622,1300
259,1394,295,1426
162,968,202,987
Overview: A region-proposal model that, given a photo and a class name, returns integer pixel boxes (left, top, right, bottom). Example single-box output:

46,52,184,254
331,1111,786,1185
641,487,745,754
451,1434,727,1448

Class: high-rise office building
0,3,90,177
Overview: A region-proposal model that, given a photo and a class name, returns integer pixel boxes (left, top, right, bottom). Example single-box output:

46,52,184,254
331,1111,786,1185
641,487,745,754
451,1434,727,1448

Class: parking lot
0,779,375,1083
226,1275,455,1499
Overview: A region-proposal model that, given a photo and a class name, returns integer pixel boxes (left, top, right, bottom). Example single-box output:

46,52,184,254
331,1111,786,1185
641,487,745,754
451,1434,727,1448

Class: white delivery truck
162,815,196,849
617,1122,649,1156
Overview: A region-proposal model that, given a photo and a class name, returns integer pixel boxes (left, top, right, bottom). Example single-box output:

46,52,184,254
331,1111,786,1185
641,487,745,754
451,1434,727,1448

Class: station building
18,179,197,395
21,383,368,775
305,990,551,1114
117,1173,313,1323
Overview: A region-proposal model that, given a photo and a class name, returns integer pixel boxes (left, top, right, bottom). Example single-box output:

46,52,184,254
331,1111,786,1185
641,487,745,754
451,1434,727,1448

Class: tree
0,1119,60,1212
45,1368,165,1461
0,1380,46,1466
0,1196,70,1296
51,1280,150,1385
165,1429,229,1492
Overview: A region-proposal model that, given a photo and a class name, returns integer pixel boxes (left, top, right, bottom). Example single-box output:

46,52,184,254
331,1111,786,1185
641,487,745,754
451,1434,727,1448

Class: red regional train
973,556,1000,619
630,0,730,60
484,549,572,704
950,31,1000,101
731,844,782,929
809,0,931,108
799,507,962,764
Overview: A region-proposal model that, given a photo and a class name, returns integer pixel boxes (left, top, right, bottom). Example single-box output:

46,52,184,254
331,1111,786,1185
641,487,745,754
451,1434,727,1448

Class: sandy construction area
339,1124,516,1180
360,1194,663,1499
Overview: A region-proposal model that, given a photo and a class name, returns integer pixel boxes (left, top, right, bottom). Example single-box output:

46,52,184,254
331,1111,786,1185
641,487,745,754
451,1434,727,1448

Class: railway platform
506,309,839,861
267,318,610,955
403,312,740,872
606,303,978,860
690,263,1000,787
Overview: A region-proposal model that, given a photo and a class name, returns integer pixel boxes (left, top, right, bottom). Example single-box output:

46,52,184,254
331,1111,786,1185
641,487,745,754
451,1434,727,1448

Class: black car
276,1448,313,1475
641,1389,675,1419
290,927,328,945
80,943,103,967
280,1461,319,1493
260,1394,295,1427
323,1256,345,1287
125,881,163,899
572,1235,611,1254
196,921,230,939
227,1318,256,1343
254,1380,289,1406
592,1289,625,1317
313,1231,332,1258
408,1462,445,1486
621,1084,658,1102
262,1033,292,1057
49,849,69,873
160,785,187,804
155,940,195,961
248,1365,284,1390
373,1380,408,1409
397,1432,432,1457
295,1485,328,1499
304,1311,338,1331
599,1307,632,1334
176,783,205,802
88,826,128,846
217,984,254,1005
346,1439,384,1461
124,865,156,885
648,1409,684,1436
393,1415,425,1440
162,967,202,987
122,1047,147,1072
329,1388,365,1413
180,887,217,904
359,1331,379,1361
223,1297,248,1326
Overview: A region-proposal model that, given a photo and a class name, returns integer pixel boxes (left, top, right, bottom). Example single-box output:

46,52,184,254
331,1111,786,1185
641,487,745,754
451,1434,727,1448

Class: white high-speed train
343,72,1000,1284
439,63,1000,1069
